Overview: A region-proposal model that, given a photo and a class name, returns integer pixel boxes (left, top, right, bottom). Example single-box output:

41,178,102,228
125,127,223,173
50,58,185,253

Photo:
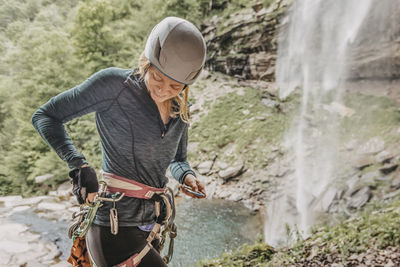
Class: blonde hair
135,52,190,124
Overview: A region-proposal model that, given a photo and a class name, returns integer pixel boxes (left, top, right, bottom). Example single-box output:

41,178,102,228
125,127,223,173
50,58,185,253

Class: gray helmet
144,17,207,85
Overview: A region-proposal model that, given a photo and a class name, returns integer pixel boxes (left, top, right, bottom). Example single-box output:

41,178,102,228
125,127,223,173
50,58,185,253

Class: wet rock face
347,1,400,80
202,1,289,81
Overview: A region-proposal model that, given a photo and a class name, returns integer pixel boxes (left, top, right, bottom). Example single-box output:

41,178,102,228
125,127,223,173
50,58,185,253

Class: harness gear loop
162,223,177,264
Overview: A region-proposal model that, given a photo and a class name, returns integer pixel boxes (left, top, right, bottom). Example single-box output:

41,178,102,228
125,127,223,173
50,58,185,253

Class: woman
31,16,207,266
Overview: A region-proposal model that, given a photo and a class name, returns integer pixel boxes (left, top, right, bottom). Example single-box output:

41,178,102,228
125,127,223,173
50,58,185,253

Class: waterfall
264,0,377,246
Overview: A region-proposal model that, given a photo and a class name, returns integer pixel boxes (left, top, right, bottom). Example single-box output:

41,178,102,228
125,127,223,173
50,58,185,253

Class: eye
153,73,162,82
171,85,182,91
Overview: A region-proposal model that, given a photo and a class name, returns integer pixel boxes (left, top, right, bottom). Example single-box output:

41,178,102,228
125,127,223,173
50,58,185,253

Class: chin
152,93,170,104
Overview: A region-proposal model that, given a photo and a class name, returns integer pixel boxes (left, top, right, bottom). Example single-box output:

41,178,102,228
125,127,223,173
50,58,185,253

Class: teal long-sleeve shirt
31,67,195,226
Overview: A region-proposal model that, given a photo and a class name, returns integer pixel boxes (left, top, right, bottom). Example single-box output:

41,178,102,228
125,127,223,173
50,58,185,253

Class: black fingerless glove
69,166,99,204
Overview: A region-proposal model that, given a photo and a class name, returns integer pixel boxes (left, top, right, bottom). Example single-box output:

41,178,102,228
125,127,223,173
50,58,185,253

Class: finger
191,182,198,192
87,192,97,203
196,181,207,198
185,178,198,192
180,185,198,198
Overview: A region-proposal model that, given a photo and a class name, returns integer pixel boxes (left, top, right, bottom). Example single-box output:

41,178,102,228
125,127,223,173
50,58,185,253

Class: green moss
197,242,275,267
189,87,294,167
340,93,400,144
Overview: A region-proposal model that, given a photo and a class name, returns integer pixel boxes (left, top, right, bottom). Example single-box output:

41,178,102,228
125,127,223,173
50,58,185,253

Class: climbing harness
67,171,177,267
102,171,177,267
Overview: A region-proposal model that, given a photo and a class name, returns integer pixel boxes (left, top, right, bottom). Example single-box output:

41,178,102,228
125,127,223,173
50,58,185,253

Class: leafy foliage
0,0,252,195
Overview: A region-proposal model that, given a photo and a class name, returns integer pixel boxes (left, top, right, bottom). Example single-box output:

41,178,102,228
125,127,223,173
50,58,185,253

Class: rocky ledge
0,182,76,266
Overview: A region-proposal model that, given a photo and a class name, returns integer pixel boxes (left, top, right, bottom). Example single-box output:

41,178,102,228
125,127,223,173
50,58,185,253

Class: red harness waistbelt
101,171,165,199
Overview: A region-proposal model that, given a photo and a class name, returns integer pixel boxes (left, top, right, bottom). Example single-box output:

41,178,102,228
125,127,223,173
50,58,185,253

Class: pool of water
10,198,262,266
171,198,262,266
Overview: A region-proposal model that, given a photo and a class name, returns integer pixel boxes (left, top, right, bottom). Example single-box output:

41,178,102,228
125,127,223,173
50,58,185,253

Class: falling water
264,0,385,246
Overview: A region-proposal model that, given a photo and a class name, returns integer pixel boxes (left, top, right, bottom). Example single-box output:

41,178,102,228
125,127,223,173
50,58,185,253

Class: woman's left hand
181,174,207,199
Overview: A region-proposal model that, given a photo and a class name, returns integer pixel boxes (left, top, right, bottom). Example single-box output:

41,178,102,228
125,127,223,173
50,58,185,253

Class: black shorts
86,224,168,267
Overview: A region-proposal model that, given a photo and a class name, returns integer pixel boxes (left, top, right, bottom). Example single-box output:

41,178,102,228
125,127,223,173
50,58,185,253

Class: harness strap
146,223,161,242
101,171,165,199
117,244,153,267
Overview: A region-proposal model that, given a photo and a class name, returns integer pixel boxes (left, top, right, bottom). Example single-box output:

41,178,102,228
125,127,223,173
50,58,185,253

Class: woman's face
144,66,185,104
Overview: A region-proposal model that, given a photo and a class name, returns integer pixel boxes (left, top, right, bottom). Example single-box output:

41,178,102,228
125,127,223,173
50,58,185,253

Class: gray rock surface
347,186,372,209
35,173,55,184
357,137,385,155
197,160,214,175
354,156,374,170
218,162,244,181
261,98,279,108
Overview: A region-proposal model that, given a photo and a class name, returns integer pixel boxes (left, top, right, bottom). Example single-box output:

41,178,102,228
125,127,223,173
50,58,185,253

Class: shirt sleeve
169,124,196,184
31,67,124,170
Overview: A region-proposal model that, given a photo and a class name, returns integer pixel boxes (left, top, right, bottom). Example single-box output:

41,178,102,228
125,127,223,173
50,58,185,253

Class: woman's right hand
81,165,97,203
69,165,99,204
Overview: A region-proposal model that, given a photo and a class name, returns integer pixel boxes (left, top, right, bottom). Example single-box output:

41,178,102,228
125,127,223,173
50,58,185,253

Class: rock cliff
203,0,400,87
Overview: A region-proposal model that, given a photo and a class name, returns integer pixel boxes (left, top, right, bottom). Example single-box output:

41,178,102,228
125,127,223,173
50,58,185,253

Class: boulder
49,181,72,197
187,142,199,154
383,189,400,200
19,196,51,206
0,240,31,253
267,160,289,177
375,149,396,164
242,199,261,212
354,157,375,170
0,195,23,207
37,202,67,211
320,187,337,212
347,186,372,209
360,171,379,184
229,192,243,202
34,174,54,184
261,98,279,108
197,161,214,175
391,171,400,189
379,163,398,175
215,160,229,170
11,206,30,213
345,139,359,151
252,2,263,13
357,137,385,155
218,162,244,181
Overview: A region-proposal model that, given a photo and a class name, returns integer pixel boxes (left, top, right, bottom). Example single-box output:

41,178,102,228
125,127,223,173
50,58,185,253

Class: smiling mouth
154,90,167,99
